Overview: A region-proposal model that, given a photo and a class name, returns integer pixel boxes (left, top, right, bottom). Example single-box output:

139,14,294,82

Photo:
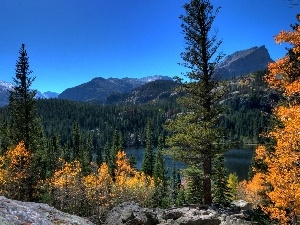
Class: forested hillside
0,70,275,154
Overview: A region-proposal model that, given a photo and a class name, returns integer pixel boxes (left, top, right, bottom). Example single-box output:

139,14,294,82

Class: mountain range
0,45,274,107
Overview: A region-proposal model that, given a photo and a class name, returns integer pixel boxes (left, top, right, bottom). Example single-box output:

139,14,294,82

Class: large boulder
104,202,160,225
0,196,94,225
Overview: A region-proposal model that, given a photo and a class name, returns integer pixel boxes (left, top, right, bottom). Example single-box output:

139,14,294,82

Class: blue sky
0,0,299,93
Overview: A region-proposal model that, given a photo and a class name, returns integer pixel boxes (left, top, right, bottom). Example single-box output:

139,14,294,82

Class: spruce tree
142,119,154,176
109,130,123,177
212,153,231,206
153,136,169,207
8,44,47,201
8,44,38,150
153,136,168,186
165,0,226,205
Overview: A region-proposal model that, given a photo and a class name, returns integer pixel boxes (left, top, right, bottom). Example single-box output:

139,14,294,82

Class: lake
125,147,255,181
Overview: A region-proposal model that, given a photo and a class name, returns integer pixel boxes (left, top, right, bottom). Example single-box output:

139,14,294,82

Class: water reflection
125,146,254,181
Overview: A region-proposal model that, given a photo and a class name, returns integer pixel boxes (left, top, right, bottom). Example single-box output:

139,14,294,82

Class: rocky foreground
104,201,256,225
0,196,94,225
0,196,257,225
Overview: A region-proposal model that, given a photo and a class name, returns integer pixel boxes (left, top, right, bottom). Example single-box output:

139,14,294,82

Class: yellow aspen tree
0,156,8,196
5,141,32,201
113,151,155,207
49,159,82,214
247,25,300,224
82,162,113,216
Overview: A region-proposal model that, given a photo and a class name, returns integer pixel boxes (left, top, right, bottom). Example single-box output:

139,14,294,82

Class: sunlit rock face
0,196,95,225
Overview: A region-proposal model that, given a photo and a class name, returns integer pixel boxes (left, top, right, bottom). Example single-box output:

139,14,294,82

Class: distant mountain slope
0,81,58,107
58,75,173,103
104,80,178,105
0,81,14,107
215,45,274,79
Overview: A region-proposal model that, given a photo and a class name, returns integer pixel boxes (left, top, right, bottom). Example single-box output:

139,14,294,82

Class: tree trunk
203,156,212,205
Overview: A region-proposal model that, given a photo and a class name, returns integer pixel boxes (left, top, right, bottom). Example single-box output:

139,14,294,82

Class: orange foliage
45,151,155,214
49,159,83,213
239,173,266,207
112,151,155,206
245,106,300,224
265,26,300,100
246,26,300,224
82,163,113,208
0,142,32,200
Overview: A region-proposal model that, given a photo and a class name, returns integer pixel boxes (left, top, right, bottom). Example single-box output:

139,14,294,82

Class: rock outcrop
0,196,95,225
104,201,257,225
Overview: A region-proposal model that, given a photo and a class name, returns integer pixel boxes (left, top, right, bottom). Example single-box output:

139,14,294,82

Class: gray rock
0,196,95,225
104,202,159,225
105,202,257,225
232,200,253,211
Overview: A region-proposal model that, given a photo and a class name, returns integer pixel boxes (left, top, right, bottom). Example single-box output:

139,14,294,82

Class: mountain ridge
0,45,275,107
58,75,173,103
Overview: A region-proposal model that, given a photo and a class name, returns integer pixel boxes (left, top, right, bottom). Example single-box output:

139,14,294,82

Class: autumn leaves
0,146,155,219
242,25,300,224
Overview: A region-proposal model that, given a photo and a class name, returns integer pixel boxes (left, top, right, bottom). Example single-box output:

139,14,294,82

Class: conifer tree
142,119,154,176
212,153,231,205
170,165,182,204
227,172,238,200
8,44,38,150
71,122,82,160
108,130,123,177
153,136,169,207
8,44,47,200
165,0,225,205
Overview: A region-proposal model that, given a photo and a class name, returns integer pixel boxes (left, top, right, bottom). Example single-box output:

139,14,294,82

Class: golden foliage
0,142,32,200
48,159,83,213
239,173,266,207
265,26,300,100
112,151,155,207
82,163,113,208
246,25,300,224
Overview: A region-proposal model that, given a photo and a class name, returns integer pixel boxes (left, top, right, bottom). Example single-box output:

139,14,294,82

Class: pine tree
109,130,123,177
165,0,226,205
170,165,182,204
184,166,204,204
0,117,11,154
212,153,231,206
8,44,38,150
227,172,238,200
71,122,82,160
153,136,169,207
142,119,154,176
8,44,47,200
153,136,168,186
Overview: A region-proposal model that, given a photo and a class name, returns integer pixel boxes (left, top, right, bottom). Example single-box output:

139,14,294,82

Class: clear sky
0,0,299,93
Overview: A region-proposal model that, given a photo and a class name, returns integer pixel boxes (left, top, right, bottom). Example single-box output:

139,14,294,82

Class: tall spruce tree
153,136,169,207
142,119,154,176
8,44,47,201
8,44,38,150
165,0,226,205
212,153,231,206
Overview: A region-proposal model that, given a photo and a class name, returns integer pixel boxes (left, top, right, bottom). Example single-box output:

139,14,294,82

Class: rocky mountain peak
215,45,273,79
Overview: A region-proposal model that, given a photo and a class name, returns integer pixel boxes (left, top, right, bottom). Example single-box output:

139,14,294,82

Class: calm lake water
125,147,254,181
